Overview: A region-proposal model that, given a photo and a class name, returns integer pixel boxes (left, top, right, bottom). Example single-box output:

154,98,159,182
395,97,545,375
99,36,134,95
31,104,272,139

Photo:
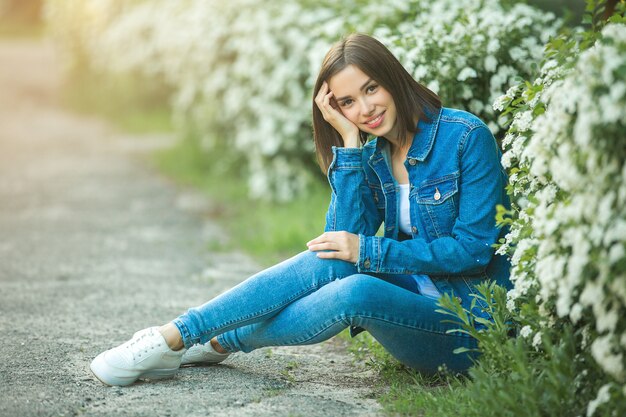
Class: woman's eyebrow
335,78,373,102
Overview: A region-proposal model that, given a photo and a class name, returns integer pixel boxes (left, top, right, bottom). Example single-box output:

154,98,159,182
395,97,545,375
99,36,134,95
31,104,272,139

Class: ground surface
0,39,383,417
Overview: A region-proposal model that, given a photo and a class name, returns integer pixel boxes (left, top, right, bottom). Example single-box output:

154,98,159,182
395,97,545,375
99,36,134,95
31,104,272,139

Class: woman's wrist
342,133,361,148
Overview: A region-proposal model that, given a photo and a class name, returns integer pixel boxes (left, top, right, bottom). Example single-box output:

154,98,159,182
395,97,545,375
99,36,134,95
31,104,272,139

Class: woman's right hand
315,82,361,148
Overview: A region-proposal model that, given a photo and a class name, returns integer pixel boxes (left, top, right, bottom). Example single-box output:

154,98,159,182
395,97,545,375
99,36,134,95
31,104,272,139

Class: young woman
90,33,511,386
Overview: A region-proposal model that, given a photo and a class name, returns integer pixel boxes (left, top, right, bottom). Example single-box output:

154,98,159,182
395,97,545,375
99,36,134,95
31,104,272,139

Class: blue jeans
173,250,477,374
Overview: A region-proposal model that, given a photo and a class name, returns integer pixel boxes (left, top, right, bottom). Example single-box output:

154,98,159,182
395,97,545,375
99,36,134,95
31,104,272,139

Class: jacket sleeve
324,146,383,237
356,126,507,275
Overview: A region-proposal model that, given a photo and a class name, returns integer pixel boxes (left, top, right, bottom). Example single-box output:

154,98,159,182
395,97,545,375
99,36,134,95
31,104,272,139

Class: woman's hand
306,231,359,263
315,82,360,148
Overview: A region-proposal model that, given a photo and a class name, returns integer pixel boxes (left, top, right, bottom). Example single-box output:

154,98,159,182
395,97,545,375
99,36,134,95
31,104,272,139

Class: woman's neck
388,131,414,157
386,116,418,157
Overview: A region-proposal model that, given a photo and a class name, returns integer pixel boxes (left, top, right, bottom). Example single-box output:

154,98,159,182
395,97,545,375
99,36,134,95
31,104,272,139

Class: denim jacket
324,107,511,323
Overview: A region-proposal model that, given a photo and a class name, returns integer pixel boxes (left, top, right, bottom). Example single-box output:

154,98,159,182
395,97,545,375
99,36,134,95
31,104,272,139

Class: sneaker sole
90,354,178,386
180,355,228,366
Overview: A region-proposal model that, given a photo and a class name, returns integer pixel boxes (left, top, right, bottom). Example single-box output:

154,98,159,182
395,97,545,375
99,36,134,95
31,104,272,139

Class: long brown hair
312,33,441,173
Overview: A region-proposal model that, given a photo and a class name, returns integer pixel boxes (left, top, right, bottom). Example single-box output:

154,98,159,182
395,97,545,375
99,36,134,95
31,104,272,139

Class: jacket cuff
330,146,363,169
357,234,378,272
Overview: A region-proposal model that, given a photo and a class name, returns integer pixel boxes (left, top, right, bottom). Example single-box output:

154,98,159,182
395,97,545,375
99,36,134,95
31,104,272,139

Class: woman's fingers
314,82,329,110
316,87,340,122
315,83,360,146
306,231,335,247
307,241,337,252
315,250,340,259
315,83,340,117
307,231,359,263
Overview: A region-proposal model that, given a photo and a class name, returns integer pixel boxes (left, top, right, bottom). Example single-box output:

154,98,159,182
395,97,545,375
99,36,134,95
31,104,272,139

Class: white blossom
520,325,533,338
586,384,612,417
532,331,542,350
484,55,498,72
457,67,478,81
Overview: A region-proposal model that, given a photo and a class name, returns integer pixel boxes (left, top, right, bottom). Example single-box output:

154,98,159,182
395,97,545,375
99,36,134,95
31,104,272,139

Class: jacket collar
373,106,442,162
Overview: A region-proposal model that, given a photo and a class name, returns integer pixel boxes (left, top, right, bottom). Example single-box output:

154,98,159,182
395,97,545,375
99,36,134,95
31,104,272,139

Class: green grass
338,328,475,416
379,372,473,417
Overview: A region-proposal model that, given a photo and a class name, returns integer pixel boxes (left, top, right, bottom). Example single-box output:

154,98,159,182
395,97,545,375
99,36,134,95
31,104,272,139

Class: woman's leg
91,251,360,386
172,250,359,348
216,274,477,374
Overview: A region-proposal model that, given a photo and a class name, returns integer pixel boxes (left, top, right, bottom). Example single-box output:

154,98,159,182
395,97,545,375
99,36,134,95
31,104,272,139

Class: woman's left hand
306,231,359,263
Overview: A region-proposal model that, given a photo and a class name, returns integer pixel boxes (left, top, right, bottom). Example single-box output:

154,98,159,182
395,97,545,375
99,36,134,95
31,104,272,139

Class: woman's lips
364,111,385,129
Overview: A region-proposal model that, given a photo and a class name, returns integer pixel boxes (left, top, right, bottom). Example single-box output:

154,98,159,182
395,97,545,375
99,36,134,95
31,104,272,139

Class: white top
397,183,441,299
398,184,412,235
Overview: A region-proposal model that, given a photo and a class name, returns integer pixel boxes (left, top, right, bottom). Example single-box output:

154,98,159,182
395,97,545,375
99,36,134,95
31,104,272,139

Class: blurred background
0,0,43,36
2,4,625,417
0,0,585,264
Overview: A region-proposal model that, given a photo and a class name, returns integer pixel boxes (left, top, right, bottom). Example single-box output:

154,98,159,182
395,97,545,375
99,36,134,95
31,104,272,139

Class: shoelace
124,329,163,361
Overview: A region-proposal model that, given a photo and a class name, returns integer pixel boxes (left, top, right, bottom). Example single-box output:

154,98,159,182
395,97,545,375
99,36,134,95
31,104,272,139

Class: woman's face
328,64,399,139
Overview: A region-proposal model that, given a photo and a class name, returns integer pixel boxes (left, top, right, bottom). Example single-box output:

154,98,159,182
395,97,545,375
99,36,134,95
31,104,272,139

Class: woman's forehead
328,65,371,93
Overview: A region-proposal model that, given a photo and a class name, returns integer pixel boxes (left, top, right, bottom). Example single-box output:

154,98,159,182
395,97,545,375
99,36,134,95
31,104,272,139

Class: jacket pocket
415,172,459,238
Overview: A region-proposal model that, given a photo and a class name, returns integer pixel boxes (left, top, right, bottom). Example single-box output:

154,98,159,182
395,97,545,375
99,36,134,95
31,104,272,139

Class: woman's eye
340,99,353,107
366,84,378,93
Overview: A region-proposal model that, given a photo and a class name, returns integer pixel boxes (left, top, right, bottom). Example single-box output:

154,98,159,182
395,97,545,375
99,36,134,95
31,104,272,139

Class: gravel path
0,39,383,417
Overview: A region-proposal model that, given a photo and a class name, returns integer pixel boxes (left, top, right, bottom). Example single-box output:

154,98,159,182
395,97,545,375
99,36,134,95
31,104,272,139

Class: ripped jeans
173,250,477,374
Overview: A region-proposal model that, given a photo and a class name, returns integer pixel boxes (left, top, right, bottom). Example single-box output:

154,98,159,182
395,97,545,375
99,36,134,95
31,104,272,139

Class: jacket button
363,259,371,269
411,226,417,234
408,158,417,166
434,187,441,201
373,192,379,203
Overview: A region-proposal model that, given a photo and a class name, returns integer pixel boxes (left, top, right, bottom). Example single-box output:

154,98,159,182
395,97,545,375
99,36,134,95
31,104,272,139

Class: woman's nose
360,99,375,116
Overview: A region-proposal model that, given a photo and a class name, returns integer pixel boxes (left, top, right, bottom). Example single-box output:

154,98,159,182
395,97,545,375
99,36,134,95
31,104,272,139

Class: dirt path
0,39,383,417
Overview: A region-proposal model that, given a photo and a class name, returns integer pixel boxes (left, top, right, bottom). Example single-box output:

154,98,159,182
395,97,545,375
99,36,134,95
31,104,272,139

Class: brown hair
312,33,441,173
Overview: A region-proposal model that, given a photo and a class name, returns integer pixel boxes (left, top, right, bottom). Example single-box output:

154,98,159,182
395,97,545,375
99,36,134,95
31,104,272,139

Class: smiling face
328,64,400,140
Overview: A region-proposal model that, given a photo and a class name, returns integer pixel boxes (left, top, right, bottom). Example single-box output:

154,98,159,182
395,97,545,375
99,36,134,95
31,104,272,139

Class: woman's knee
283,250,359,281
331,274,383,310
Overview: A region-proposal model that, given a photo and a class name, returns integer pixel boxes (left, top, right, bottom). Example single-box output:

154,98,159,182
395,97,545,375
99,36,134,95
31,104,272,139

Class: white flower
484,55,498,72
493,94,509,112
520,325,533,338
457,67,478,81
511,110,533,132
587,384,612,417
487,38,500,54
427,79,440,94
569,303,583,323
509,46,527,61
591,335,624,380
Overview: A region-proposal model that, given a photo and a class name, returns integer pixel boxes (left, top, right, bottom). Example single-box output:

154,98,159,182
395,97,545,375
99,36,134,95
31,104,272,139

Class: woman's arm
314,81,383,237
323,146,383,236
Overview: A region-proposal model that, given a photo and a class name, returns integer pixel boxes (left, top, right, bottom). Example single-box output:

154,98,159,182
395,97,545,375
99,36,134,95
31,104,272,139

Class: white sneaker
90,327,185,386
180,341,230,366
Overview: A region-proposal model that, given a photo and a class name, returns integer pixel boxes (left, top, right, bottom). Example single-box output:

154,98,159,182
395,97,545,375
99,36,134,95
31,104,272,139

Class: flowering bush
44,0,559,201
376,0,560,137
486,11,626,415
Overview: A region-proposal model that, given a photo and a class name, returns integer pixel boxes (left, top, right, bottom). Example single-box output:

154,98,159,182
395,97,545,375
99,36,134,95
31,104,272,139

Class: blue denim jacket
324,107,511,322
